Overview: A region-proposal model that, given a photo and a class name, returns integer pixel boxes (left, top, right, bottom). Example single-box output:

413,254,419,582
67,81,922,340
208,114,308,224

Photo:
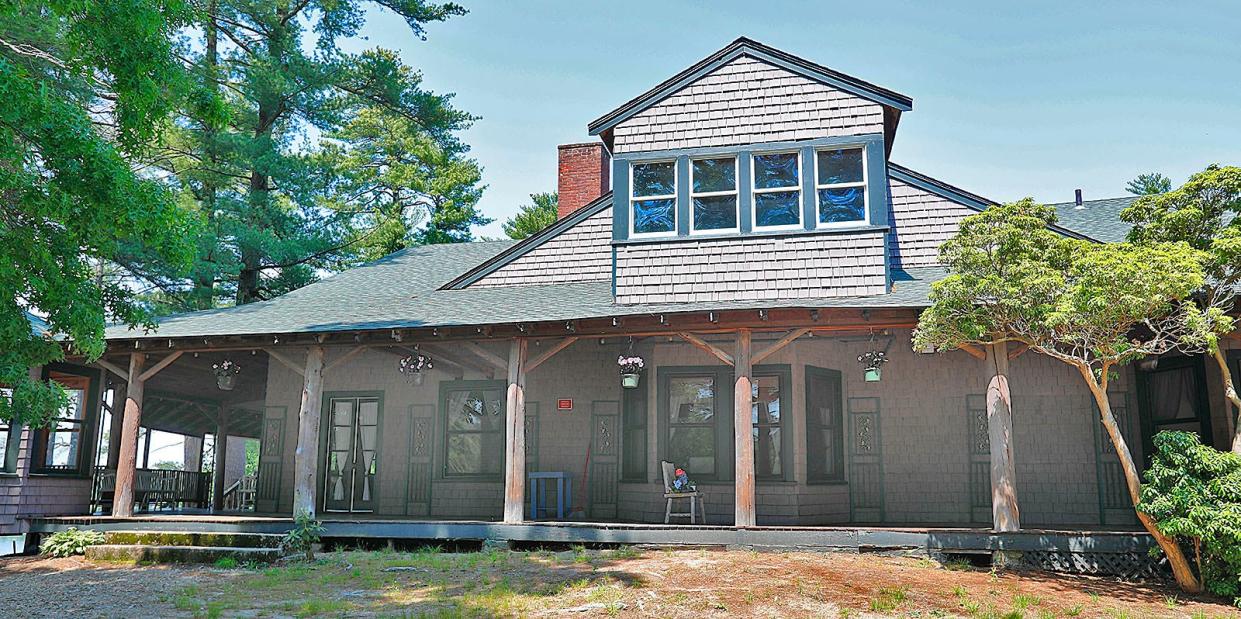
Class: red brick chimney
557,142,610,219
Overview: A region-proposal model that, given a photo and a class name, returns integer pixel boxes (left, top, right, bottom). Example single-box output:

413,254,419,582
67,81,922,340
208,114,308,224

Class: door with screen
1138,356,1212,458
323,396,381,512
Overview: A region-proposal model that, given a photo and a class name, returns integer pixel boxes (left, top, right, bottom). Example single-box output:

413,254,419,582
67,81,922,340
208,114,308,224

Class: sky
358,0,1240,238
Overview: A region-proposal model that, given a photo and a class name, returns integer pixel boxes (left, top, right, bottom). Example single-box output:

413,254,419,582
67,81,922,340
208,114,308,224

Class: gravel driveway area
0,555,211,618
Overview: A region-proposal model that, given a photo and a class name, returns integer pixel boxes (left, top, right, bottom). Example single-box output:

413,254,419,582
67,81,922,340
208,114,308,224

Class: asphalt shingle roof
103,193,1138,342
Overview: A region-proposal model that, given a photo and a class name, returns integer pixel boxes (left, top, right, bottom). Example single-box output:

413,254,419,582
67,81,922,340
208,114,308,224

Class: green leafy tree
503,192,558,240
1126,172,1173,196
140,0,478,309
0,1,196,427
913,198,1233,592
1139,431,1241,604
1123,165,1241,453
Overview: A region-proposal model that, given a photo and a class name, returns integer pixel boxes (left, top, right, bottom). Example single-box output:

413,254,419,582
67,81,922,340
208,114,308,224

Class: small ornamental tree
913,199,1233,592
1138,431,1241,604
1123,165,1241,453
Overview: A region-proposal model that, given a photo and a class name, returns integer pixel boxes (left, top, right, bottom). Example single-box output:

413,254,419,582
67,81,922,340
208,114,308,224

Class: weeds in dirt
1065,604,1084,616
212,557,238,569
1012,593,1042,610
869,586,909,612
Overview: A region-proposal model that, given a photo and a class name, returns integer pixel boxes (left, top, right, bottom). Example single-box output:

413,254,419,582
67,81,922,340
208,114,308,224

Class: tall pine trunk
1075,365,1202,592
190,0,219,310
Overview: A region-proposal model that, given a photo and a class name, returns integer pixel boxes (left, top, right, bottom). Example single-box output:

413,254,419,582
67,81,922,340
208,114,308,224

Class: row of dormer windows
628,145,869,237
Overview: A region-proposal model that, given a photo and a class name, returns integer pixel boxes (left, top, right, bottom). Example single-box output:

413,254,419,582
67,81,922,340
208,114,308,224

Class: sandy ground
0,549,1237,618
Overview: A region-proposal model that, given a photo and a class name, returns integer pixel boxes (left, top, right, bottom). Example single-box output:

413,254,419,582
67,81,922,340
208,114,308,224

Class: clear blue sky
359,1,1240,238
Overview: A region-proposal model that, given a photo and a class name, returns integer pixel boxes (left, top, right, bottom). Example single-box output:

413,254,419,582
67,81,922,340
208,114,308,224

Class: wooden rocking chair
660,460,704,524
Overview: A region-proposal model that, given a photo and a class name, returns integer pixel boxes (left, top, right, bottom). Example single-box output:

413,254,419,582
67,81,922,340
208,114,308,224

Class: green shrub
281,511,325,561
40,528,106,557
1138,431,1241,604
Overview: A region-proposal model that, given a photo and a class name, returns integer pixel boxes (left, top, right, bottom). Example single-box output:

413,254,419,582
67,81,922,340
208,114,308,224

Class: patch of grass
869,586,909,613
610,545,640,560
1012,594,1042,610
571,544,589,564
1064,605,1084,617
212,556,238,569
1164,595,1180,609
952,585,969,599
945,558,974,571
292,598,349,617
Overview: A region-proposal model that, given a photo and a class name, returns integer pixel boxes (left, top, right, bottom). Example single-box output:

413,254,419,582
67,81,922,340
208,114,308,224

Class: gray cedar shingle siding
614,231,888,305
471,206,613,288
612,55,885,154
887,178,976,269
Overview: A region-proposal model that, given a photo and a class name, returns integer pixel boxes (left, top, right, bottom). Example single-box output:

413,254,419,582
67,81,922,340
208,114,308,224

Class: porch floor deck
26,513,1154,555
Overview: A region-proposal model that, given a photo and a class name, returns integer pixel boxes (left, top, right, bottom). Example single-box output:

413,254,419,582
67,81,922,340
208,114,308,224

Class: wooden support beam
733,329,755,527
677,332,734,366
138,351,183,383
526,337,579,373
959,344,987,360
1008,344,1030,360
325,345,367,373
265,348,305,377
752,328,811,365
503,339,528,524
420,344,493,378
461,342,509,372
211,408,228,512
987,340,1020,532
96,358,131,382
112,353,146,517
292,345,325,518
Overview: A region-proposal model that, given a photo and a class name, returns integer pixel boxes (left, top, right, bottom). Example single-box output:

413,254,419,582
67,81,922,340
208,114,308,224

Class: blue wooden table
528,471,572,520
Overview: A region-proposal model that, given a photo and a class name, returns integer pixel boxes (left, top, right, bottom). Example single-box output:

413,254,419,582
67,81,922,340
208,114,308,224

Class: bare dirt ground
1,548,1237,618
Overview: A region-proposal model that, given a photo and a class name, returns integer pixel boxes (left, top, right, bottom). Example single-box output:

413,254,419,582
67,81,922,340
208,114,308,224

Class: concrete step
102,530,283,549
85,544,282,564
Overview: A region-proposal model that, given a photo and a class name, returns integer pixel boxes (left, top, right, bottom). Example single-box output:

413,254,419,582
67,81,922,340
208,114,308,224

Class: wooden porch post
987,340,1020,532
112,353,145,517
503,339,527,524
106,395,125,469
734,329,755,527
212,408,229,512
292,346,325,518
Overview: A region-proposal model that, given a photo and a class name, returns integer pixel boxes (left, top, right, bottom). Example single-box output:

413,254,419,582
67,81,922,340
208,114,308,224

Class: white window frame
750,150,803,231
628,159,678,238
813,144,869,228
688,156,740,235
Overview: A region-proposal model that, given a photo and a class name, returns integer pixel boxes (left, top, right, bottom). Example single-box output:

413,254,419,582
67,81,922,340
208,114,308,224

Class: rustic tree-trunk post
734,329,755,527
1210,348,1241,454
292,346,325,518
987,340,1020,532
211,407,229,512
503,339,528,524
111,353,146,517
106,393,125,470
1077,364,1202,593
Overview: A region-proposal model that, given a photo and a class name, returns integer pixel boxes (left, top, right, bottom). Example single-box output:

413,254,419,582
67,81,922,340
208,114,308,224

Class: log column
503,339,528,524
292,346,325,518
106,395,125,470
987,340,1020,532
734,329,755,527
111,353,146,517
211,408,229,512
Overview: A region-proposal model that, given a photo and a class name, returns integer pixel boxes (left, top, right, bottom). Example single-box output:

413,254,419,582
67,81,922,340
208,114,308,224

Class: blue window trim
612,134,889,243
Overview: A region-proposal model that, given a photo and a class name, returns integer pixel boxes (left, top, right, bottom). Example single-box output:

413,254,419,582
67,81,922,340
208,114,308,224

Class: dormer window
630,160,677,236
690,157,738,233
751,151,802,229
815,146,868,226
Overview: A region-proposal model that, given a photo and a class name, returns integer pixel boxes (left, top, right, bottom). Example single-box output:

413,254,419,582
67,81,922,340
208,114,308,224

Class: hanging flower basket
399,352,434,386
617,355,645,389
213,360,241,391
857,350,887,383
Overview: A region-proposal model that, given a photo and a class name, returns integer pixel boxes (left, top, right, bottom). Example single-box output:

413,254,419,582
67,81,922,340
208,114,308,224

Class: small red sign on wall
557,399,573,411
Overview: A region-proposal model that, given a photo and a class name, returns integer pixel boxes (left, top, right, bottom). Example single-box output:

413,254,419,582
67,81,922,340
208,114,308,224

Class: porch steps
83,530,285,564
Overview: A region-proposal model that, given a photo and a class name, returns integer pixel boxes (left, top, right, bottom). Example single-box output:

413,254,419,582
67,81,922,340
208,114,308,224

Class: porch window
751,151,802,229
690,157,738,232
751,371,789,479
442,382,505,478
630,161,677,236
814,147,867,226
806,366,845,482
32,370,94,475
666,374,719,479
